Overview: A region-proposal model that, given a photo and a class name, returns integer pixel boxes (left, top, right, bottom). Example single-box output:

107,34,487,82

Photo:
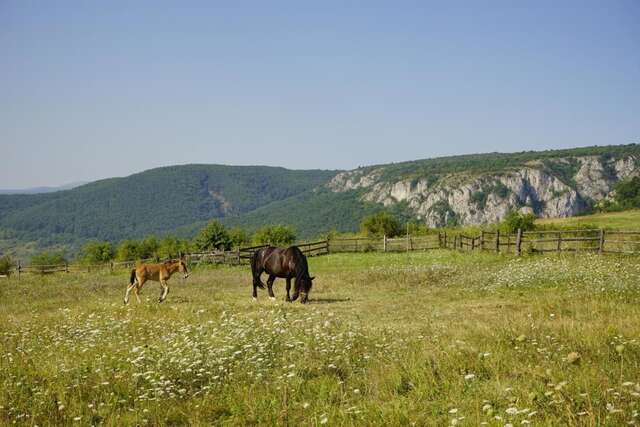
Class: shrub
613,176,640,209
81,241,114,264
406,221,429,236
194,220,232,251
116,240,143,261
0,255,15,275
158,236,191,259
228,227,251,248
253,225,296,247
360,212,402,237
470,191,488,208
30,251,67,272
500,211,536,234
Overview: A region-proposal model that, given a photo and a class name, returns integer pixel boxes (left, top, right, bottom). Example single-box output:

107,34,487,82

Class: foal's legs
124,282,136,305
159,278,169,303
285,278,292,302
134,278,144,303
267,275,276,300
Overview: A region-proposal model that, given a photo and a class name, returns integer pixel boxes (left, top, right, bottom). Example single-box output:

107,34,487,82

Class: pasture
1,250,640,426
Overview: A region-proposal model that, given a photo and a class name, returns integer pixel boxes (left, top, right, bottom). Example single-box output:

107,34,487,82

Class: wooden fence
3,240,331,278
2,229,639,278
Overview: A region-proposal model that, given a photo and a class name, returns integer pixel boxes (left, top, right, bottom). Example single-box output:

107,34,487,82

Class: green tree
140,236,160,260
500,211,536,234
614,176,640,209
228,227,251,248
360,212,402,237
194,220,232,251
30,251,67,272
81,241,114,264
116,240,143,261
253,225,296,246
158,236,191,259
406,221,429,236
0,255,15,275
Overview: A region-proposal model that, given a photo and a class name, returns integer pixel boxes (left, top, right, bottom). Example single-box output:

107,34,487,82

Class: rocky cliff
327,155,639,227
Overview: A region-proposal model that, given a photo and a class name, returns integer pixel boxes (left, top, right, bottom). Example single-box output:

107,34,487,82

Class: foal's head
173,258,189,279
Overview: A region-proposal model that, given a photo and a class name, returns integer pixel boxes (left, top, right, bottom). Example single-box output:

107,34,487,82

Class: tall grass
1,250,639,425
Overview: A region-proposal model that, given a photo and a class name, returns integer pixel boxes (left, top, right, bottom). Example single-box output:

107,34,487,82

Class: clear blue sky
1,1,638,188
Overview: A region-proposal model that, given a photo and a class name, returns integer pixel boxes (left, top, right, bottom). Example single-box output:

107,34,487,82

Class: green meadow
2,249,640,426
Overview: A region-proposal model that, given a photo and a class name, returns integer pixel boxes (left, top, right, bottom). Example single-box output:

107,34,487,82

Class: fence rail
3,240,331,278
3,228,639,278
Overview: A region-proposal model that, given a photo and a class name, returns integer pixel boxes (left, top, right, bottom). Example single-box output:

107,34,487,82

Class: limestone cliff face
327,155,639,227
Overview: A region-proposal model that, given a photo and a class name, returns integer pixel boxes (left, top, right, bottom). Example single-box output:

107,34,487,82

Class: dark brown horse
250,246,314,303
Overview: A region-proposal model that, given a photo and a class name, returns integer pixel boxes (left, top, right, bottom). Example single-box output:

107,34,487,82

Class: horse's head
300,276,315,304
178,258,189,279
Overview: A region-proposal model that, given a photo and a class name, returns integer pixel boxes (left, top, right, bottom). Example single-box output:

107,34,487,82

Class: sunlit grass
536,209,640,230
1,250,639,425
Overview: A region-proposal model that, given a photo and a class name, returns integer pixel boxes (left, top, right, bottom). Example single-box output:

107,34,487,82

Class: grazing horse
124,258,189,304
250,246,315,303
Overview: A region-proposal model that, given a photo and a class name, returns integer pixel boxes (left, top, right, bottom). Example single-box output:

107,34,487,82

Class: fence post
110,261,114,273
443,232,447,249
65,262,69,273
407,234,411,252
17,260,21,280
598,229,605,254
471,237,476,251
556,232,562,252
516,228,523,256
495,231,500,253
480,231,485,250
454,235,458,250
383,235,387,252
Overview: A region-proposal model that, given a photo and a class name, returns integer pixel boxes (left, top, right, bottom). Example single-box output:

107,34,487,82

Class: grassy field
536,209,640,230
2,250,640,426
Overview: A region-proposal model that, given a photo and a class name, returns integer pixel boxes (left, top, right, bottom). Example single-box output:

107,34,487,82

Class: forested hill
0,165,337,254
1,144,638,257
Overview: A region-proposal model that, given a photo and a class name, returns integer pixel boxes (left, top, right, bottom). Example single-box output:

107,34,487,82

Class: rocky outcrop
327,155,639,227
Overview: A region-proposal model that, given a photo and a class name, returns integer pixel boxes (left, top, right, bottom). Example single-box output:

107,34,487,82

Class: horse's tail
129,268,137,286
250,250,265,289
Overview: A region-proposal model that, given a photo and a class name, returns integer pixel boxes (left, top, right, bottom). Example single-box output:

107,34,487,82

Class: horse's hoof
252,297,257,302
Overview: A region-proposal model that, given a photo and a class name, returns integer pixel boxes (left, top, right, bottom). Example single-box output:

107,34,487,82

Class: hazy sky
1,1,639,188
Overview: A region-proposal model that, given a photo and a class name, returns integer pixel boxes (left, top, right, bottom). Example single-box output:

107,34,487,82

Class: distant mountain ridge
0,181,87,195
0,144,638,257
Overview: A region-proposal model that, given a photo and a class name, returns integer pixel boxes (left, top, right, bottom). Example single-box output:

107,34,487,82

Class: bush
253,225,296,247
81,241,114,264
360,212,402,237
228,227,251,248
158,236,191,259
613,176,640,209
0,255,15,275
406,221,429,236
116,240,142,261
30,251,67,271
194,220,232,251
500,211,536,234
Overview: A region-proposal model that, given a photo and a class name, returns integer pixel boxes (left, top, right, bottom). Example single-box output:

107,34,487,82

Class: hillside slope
0,165,337,252
1,144,638,255
327,144,640,227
